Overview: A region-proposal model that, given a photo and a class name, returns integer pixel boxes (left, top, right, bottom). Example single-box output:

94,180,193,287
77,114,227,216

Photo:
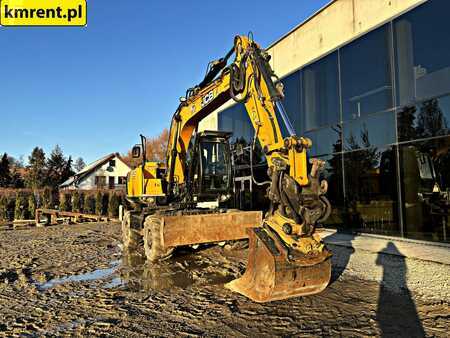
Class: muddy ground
0,222,448,337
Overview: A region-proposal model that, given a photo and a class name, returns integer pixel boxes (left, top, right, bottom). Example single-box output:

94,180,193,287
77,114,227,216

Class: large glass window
394,0,450,106
281,71,302,135
343,146,400,236
316,154,345,228
399,136,450,242
304,125,342,157
397,95,450,142
343,111,396,150
341,24,394,120
301,52,340,131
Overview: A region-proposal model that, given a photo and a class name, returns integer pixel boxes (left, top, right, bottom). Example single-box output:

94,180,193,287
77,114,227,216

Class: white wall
76,156,130,189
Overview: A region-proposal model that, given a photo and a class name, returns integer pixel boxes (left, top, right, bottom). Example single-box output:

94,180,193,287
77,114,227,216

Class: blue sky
1,0,329,164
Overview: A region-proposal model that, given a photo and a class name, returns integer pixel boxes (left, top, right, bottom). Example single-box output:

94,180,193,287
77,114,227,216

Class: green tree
0,153,11,187
72,191,81,212
59,193,71,212
43,187,52,208
84,193,95,214
25,147,46,189
95,191,102,215
46,145,70,188
28,194,36,219
14,193,27,220
62,156,75,184
0,196,8,221
101,192,109,216
108,193,120,217
74,157,86,172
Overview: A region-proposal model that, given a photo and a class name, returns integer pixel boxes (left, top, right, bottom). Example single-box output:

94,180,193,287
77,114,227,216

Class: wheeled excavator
122,35,332,302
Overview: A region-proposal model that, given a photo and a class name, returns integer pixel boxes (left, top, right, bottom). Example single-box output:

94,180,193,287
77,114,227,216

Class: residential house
60,153,131,190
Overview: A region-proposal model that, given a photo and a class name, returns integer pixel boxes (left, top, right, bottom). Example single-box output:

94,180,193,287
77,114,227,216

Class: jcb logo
201,90,215,108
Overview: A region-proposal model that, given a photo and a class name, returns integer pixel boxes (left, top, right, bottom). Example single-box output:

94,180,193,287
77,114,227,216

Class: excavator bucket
225,227,331,302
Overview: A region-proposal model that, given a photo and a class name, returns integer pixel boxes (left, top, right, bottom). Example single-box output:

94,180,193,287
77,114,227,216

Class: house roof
60,153,130,188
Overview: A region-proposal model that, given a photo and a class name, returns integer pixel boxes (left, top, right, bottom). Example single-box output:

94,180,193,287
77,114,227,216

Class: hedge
0,188,125,221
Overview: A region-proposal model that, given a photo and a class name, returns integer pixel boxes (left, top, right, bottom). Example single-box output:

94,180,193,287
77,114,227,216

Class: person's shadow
325,227,356,284
376,242,425,337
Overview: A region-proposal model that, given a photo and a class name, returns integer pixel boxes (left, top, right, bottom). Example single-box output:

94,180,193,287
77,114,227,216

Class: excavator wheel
143,215,174,262
225,227,331,302
122,211,143,250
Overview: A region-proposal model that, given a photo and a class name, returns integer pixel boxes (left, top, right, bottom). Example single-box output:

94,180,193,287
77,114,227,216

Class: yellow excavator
123,35,332,302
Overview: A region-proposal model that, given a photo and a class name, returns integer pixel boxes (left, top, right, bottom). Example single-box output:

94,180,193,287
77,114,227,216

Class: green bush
59,193,71,212
95,191,102,215
0,196,8,221
28,194,36,219
72,191,81,212
101,192,109,216
14,193,27,220
108,193,120,217
79,192,85,212
7,197,15,221
43,187,52,208
84,194,95,214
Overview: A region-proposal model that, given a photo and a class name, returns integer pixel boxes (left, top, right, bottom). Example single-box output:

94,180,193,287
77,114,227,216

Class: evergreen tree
25,147,46,189
0,196,8,221
59,193,71,212
108,193,120,217
72,191,81,212
46,145,66,188
43,187,52,208
28,194,36,220
95,191,102,215
14,193,27,220
61,156,75,183
84,193,95,214
101,192,109,216
74,157,86,172
0,153,11,187
9,169,24,188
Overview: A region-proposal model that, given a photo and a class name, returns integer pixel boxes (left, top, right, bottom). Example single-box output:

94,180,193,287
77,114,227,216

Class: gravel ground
0,222,448,337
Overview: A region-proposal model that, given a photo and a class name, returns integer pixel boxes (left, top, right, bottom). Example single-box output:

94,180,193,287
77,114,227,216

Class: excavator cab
186,130,233,202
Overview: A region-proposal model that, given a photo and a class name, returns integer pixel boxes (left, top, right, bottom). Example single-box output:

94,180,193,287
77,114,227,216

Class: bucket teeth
225,227,331,302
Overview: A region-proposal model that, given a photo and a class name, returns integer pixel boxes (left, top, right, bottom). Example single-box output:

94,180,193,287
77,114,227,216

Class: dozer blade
225,227,331,302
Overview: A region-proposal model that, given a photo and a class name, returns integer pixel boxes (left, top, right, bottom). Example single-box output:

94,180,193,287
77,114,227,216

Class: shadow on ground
376,242,425,338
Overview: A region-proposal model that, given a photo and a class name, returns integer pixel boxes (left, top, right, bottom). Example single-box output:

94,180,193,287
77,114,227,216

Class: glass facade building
219,0,450,243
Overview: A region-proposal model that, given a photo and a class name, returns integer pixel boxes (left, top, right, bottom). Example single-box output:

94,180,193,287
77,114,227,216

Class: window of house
109,176,115,189
118,176,127,185
109,159,116,167
95,176,106,187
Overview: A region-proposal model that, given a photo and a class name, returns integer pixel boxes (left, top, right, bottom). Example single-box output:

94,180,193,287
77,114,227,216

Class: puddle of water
37,260,121,290
117,250,237,292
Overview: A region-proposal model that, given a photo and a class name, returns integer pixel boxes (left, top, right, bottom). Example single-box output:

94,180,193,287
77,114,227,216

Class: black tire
122,211,143,250
143,215,174,262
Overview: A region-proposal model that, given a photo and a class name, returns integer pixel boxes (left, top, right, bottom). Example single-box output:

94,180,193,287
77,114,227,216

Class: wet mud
0,222,448,336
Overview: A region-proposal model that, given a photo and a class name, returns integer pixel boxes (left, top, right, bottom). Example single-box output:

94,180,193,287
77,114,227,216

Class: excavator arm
166,36,310,194
163,35,332,302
